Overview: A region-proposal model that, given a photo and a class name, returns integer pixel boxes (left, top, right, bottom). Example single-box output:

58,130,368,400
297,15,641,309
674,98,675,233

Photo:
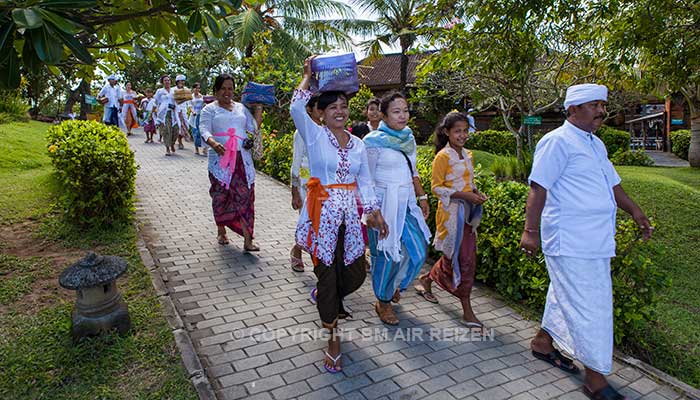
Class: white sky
336,0,400,58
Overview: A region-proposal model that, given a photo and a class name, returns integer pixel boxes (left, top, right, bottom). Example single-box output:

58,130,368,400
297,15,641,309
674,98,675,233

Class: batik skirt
429,222,477,299
208,154,255,238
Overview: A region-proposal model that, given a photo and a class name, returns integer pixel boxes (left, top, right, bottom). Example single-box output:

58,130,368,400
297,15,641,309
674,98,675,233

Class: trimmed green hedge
597,125,631,155
46,120,136,226
611,149,654,166
670,130,690,161
466,130,516,155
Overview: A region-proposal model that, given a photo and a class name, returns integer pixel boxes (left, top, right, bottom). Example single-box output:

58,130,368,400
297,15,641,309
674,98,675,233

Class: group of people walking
102,55,652,399
97,74,208,156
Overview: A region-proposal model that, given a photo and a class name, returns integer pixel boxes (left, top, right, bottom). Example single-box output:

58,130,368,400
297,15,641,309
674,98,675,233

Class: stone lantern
59,252,131,342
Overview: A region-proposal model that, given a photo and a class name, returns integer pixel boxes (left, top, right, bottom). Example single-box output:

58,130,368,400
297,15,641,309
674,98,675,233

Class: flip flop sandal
532,349,580,374
244,242,260,252
461,319,484,329
414,285,439,304
291,256,304,272
310,288,318,303
375,302,399,326
323,351,342,374
583,385,628,400
217,235,229,245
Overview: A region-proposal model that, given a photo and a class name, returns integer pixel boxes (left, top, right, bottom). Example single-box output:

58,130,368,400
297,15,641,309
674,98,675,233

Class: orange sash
123,100,135,104
305,177,357,265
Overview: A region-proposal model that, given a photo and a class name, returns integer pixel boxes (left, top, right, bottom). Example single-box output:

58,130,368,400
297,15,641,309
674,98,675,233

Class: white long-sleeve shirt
290,89,378,266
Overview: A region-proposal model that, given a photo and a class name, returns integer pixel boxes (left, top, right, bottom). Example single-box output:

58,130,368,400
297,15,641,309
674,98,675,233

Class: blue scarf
363,121,416,155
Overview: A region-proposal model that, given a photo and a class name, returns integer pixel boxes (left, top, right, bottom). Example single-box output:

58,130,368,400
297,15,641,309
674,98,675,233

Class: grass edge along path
0,121,197,399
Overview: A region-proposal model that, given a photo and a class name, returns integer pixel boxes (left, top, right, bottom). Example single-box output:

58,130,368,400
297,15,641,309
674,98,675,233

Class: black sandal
583,385,627,400
531,349,580,374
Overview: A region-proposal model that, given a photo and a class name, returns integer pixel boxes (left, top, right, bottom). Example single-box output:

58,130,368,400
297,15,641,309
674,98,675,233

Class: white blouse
290,89,378,266
199,101,259,188
154,87,181,127
366,146,431,261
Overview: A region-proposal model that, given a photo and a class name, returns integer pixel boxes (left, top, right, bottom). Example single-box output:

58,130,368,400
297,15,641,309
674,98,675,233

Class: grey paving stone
420,374,457,393
282,364,320,383
446,379,483,398
367,364,404,383
256,359,294,377
528,383,565,400
360,379,401,400
271,380,311,399
475,386,511,400
297,386,339,400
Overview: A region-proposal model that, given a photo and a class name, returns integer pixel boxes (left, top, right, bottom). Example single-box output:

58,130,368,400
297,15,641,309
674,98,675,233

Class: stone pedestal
59,252,131,343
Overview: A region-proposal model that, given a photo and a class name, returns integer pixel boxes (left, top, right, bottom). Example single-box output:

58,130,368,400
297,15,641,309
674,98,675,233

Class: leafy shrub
490,153,532,182
597,125,630,156
610,149,654,166
416,145,666,343
255,126,294,184
466,130,516,155
670,129,691,161
0,90,30,124
46,120,136,226
349,85,375,124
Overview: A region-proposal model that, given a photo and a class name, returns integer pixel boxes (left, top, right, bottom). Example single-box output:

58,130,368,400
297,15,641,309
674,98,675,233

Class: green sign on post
523,115,542,125
85,95,97,105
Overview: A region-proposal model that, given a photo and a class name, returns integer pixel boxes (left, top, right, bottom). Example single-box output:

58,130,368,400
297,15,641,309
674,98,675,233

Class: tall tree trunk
245,43,254,59
400,52,408,93
64,79,90,119
689,111,700,168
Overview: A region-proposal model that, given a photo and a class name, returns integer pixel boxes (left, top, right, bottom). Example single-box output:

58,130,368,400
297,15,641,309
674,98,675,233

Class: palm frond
278,0,355,20
229,8,267,50
269,27,312,63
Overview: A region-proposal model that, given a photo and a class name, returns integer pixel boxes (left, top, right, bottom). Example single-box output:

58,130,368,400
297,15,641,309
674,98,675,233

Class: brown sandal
375,302,399,325
217,235,229,245
391,289,400,303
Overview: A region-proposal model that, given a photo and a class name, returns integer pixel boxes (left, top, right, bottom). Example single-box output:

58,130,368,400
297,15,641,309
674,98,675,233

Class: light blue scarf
363,121,416,154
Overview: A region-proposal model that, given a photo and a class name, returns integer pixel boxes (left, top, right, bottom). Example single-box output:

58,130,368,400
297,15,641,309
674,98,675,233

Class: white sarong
542,255,613,375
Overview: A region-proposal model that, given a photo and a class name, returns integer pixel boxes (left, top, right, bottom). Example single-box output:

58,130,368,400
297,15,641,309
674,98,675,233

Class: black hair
193,82,201,89
351,123,370,139
434,111,470,153
159,74,170,84
366,97,380,110
316,91,348,111
213,74,234,93
379,91,407,115
306,93,320,109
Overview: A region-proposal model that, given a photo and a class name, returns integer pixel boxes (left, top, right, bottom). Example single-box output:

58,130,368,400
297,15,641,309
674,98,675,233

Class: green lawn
0,121,57,224
0,121,196,399
616,166,700,387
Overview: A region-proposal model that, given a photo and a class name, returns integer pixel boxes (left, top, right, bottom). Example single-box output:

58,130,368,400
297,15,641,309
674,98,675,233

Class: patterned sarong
209,152,255,238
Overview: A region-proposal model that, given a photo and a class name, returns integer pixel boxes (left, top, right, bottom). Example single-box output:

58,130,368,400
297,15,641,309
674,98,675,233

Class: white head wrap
107,74,118,81
175,74,186,82
564,84,608,109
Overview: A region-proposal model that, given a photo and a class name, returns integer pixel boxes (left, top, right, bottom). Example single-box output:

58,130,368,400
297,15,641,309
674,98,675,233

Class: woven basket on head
173,88,193,104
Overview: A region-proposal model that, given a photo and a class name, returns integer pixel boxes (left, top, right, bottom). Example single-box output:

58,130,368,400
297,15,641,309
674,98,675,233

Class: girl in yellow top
414,111,488,328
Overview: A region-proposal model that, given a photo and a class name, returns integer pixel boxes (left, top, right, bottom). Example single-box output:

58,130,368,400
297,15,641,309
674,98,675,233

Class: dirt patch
0,221,85,314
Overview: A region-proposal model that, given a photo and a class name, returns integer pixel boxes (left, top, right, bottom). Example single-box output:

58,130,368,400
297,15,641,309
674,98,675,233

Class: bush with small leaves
670,129,690,161
46,120,136,226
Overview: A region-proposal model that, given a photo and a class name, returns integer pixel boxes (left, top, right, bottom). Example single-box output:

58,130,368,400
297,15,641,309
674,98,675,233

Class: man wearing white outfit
97,75,123,126
520,83,653,400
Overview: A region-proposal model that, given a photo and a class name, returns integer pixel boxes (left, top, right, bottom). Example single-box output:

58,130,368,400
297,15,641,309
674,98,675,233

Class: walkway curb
614,350,700,400
136,230,218,400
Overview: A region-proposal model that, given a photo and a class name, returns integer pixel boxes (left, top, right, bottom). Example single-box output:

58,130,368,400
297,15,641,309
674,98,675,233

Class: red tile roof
357,52,432,88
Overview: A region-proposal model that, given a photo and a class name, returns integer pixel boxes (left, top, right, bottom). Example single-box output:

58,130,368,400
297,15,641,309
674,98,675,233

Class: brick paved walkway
130,133,688,400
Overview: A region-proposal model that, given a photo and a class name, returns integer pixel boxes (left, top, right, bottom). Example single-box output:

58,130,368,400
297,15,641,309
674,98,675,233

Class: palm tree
225,0,377,62
352,0,431,92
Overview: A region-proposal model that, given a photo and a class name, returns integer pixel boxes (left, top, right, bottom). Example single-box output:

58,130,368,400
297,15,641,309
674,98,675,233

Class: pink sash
213,128,247,189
